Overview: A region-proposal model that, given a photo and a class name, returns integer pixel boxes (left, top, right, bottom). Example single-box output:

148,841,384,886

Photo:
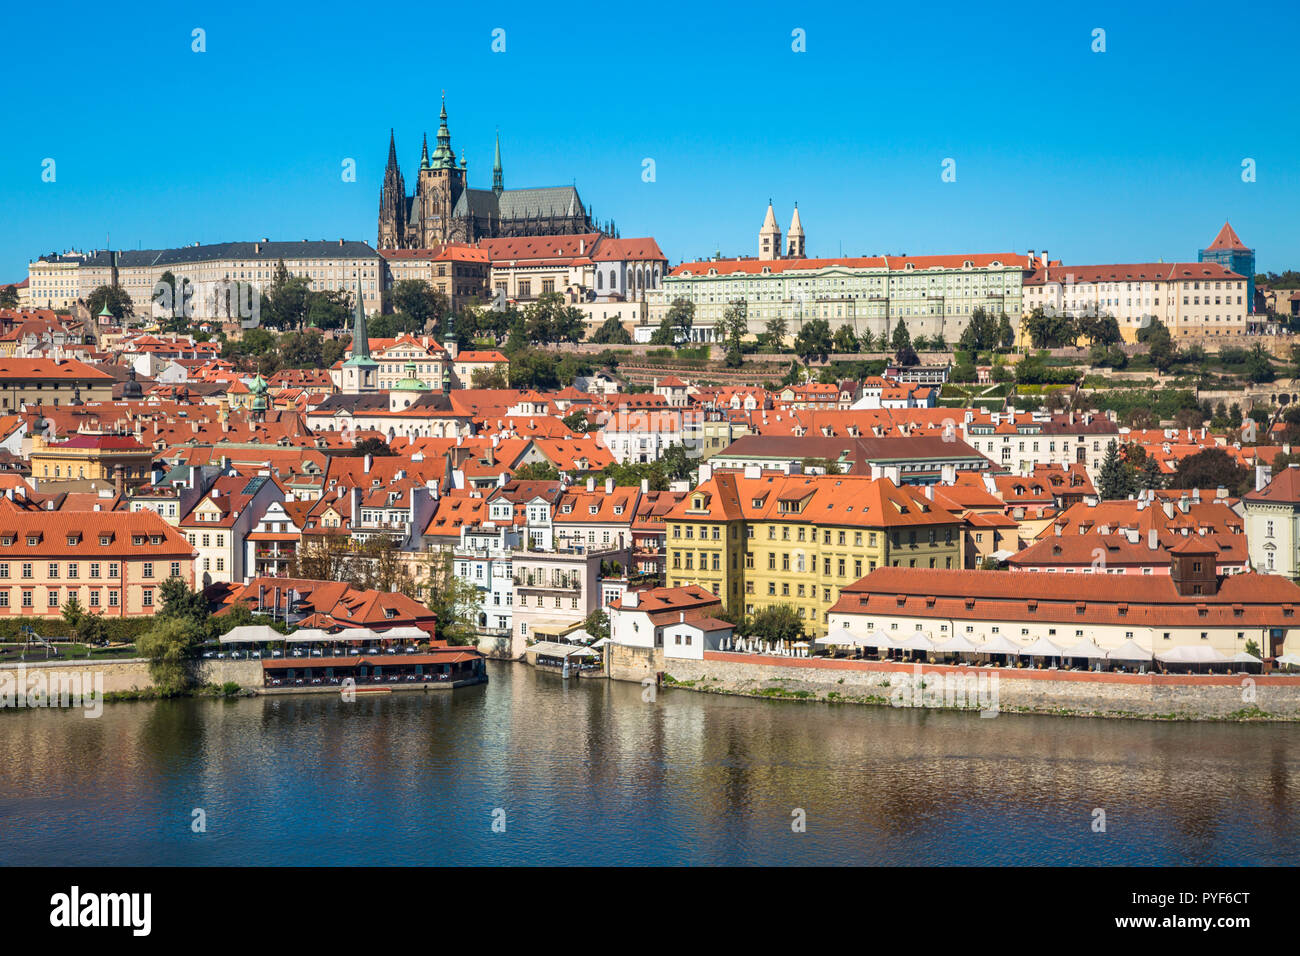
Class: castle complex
377,96,600,249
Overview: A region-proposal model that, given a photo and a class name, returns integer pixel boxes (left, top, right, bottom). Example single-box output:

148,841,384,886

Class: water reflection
0,662,1296,865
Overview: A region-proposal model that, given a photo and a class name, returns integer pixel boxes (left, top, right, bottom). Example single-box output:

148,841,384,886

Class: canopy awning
220,624,285,644
1021,636,1066,657
1156,645,1229,664
1060,637,1106,658
284,628,333,643
934,634,980,654
334,627,381,642
892,632,935,652
1106,639,1153,661
529,640,598,658
977,633,1029,655
374,626,428,641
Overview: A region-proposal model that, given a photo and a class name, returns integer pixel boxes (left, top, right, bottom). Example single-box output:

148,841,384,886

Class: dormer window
26,535,39,546
99,534,112,546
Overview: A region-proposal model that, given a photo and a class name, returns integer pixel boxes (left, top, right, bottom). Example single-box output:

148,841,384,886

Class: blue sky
2,0,1297,282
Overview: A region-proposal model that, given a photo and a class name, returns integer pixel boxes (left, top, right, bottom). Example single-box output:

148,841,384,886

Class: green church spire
492,129,504,196
344,273,377,367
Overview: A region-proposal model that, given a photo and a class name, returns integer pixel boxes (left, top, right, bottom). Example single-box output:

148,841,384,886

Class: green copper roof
98,303,113,316
393,362,428,391
430,94,457,171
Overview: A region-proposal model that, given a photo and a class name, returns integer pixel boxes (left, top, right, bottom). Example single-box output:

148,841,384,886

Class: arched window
596,271,603,290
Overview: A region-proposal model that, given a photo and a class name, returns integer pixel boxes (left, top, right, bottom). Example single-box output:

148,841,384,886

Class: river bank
658,653,1300,721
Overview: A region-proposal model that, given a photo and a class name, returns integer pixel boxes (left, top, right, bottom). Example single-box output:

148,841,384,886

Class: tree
582,608,610,644
419,552,483,646
959,307,1001,352
894,344,920,367
525,292,584,345
720,299,749,367
261,261,311,330
1172,447,1251,496
471,366,509,389
136,618,203,693
155,270,179,320
1021,306,1077,349
513,461,560,481
389,279,446,332
890,317,912,354
1137,317,1177,372
278,329,325,369
85,284,135,321
350,436,396,457
746,604,804,644
762,315,788,352
158,578,208,629
508,349,561,389
1245,343,1276,383
996,312,1016,350
832,326,860,354
0,285,18,309
665,297,695,346
1096,440,1136,500
794,318,833,364
589,315,632,344
561,409,592,434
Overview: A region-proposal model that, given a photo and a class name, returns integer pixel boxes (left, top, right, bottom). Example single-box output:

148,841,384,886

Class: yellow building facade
664,472,964,636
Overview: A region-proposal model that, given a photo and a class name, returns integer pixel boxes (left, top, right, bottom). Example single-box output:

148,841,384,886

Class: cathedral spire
387,128,398,170
492,129,504,196
431,92,457,170
420,132,429,170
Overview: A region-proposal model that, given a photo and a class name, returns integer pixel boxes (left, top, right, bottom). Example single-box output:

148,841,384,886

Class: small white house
662,616,733,660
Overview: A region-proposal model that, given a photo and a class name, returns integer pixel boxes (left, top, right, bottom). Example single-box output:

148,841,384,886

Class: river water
1,661,1296,865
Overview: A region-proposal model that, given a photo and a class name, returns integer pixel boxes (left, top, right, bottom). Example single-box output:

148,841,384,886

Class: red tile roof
1205,221,1250,252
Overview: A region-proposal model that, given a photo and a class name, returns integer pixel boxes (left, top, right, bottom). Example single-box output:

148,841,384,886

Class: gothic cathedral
377,96,602,249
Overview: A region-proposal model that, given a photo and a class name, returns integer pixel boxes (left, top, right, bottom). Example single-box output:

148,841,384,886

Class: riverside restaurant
262,649,485,692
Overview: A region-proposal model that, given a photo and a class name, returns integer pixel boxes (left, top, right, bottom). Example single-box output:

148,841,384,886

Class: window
48,590,59,608
143,562,154,579
89,563,100,579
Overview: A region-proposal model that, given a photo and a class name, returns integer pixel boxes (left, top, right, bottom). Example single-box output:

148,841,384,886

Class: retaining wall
661,652,1300,720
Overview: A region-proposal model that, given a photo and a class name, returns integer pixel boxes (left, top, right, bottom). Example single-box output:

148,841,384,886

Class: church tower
759,200,782,261
377,130,407,250
341,274,379,394
415,94,466,247
786,203,805,258
492,130,504,197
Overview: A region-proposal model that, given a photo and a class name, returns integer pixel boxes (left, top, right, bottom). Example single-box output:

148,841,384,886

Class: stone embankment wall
0,657,263,697
661,653,1300,720
608,644,663,684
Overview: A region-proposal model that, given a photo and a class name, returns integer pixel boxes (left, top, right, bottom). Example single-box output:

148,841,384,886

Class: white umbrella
892,633,935,652
1021,636,1065,657
1230,651,1262,664
1106,639,1153,661
1061,637,1106,659
220,624,283,644
286,628,333,643
1156,645,1229,664
975,634,1026,655
934,634,979,654
335,627,380,642
1276,652,1300,667
375,626,427,641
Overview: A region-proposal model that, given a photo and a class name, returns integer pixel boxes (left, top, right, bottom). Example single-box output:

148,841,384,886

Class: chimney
1148,528,1159,551
1192,488,1201,504
364,453,372,475
1162,500,1175,519
586,477,595,492
625,590,638,608
1256,464,1272,491
641,478,649,493
605,477,614,494
113,463,125,497
1178,493,1190,514
1054,523,1062,537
